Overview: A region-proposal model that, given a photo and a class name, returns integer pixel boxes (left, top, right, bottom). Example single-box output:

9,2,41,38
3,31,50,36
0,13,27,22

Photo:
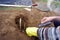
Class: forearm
48,16,60,21
55,16,60,21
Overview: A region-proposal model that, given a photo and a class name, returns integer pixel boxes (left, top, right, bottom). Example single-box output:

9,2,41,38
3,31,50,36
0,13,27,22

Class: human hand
41,16,56,23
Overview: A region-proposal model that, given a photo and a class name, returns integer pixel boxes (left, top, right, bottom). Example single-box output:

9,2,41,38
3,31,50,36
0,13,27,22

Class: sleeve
37,26,60,40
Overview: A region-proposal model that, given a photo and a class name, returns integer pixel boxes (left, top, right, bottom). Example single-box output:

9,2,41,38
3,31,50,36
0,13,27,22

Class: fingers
41,16,56,24
41,17,47,23
41,19,50,23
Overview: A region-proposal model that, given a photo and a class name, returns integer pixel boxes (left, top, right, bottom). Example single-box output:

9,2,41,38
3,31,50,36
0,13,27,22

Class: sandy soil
0,7,57,40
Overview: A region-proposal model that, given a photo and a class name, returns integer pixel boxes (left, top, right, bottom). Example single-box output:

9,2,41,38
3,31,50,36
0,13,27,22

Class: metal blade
38,22,52,27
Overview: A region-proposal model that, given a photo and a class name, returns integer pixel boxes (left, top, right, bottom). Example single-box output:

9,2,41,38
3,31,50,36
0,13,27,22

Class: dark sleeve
37,27,60,40
54,20,60,27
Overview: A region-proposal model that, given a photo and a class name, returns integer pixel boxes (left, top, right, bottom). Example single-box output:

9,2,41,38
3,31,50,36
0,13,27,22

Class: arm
41,16,60,23
37,26,60,40
26,26,60,40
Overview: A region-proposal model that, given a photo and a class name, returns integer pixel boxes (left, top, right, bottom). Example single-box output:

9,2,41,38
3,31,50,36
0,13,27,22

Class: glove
26,27,38,37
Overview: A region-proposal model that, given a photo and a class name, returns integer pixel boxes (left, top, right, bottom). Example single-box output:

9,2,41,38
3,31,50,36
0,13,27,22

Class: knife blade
38,22,52,27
